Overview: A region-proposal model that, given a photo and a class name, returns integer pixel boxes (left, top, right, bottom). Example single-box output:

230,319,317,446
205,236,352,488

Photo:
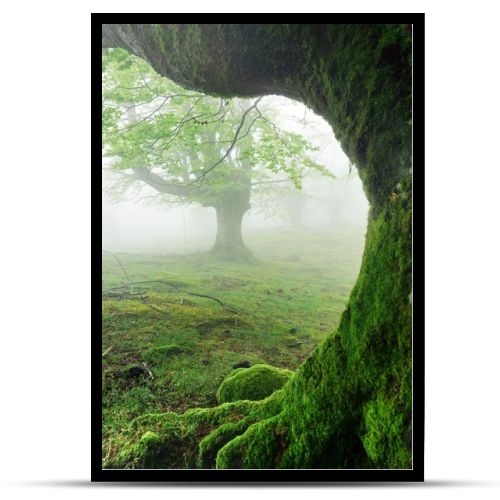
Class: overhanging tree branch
131,167,191,196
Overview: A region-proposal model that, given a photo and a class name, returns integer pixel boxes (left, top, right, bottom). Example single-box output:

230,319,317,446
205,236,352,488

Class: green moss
106,401,249,469
105,392,284,469
361,394,411,468
216,364,294,403
298,25,411,207
198,416,253,468
216,415,283,469
110,430,163,469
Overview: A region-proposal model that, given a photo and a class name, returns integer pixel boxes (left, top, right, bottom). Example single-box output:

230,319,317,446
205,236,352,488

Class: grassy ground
101,226,365,465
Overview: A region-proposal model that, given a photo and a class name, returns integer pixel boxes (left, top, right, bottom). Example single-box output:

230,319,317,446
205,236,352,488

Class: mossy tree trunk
102,23,413,469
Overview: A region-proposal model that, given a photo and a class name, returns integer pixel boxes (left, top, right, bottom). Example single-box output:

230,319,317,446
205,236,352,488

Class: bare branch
119,96,169,133
185,97,263,187
131,168,193,197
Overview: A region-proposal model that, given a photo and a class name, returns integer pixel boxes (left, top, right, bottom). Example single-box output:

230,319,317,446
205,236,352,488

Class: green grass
101,226,365,465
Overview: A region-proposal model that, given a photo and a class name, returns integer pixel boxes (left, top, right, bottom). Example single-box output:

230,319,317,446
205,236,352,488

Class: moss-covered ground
102,226,365,467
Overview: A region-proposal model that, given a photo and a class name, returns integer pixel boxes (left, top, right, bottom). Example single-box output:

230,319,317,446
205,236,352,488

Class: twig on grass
141,361,154,379
102,346,113,357
103,279,240,315
108,255,171,317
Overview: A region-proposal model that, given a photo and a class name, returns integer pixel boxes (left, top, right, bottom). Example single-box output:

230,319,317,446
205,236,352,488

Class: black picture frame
93,14,425,483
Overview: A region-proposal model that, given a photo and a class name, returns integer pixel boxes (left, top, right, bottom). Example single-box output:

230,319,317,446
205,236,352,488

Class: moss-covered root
214,179,412,469
198,417,253,468
216,364,294,403
197,389,285,468
105,390,284,469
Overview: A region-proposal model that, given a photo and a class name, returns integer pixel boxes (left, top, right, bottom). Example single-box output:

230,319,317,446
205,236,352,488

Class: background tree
102,48,332,262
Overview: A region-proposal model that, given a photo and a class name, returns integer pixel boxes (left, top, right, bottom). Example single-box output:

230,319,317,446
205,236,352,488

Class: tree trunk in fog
211,195,253,263
210,152,254,263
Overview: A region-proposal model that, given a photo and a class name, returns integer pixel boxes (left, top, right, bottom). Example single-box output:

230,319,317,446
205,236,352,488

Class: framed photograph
94,16,424,482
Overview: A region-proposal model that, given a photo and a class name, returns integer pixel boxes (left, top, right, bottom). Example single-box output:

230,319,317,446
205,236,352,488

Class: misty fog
102,96,368,255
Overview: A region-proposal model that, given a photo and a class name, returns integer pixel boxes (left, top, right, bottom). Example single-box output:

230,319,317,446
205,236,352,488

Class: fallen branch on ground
106,256,171,317
102,279,240,314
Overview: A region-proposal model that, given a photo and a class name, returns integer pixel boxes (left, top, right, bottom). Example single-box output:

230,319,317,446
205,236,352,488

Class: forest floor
101,226,365,464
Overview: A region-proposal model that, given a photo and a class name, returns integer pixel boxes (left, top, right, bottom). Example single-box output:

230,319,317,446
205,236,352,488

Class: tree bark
211,198,252,263
208,150,254,263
